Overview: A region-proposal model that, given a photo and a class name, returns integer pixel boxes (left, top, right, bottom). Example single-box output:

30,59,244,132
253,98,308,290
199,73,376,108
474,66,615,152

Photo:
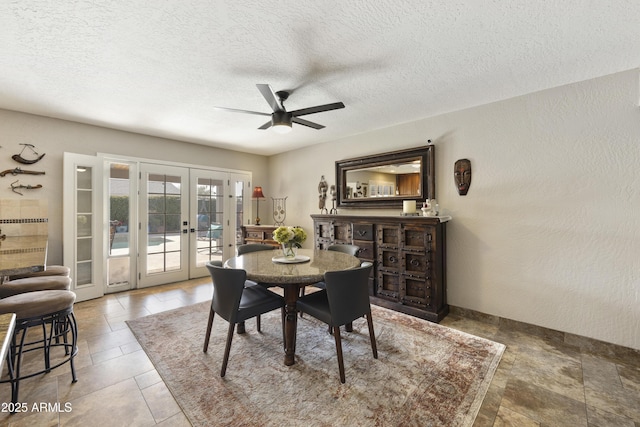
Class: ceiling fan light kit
271,111,293,133
217,84,345,133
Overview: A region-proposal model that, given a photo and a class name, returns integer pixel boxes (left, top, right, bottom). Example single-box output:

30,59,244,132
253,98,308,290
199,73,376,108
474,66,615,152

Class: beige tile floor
0,277,638,426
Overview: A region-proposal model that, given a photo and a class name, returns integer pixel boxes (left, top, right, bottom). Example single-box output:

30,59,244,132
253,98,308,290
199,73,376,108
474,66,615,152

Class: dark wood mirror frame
336,144,435,209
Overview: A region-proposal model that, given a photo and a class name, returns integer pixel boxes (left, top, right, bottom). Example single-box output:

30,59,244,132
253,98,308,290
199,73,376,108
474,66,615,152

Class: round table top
224,248,361,285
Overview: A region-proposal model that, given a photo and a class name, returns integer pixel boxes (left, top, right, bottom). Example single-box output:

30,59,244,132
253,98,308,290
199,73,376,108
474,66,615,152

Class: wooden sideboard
241,225,280,247
311,214,449,322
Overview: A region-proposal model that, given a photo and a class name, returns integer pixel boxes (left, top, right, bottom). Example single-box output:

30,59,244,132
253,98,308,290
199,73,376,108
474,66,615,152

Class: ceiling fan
215,84,345,133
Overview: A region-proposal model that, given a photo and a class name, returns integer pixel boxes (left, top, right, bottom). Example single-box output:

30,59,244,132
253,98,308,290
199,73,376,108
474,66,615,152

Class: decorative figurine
454,159,471,195
12,143,46,165
10,180,43,196
0,167,45,177
329,185,337,214
272,197,287,226
318,175,328,214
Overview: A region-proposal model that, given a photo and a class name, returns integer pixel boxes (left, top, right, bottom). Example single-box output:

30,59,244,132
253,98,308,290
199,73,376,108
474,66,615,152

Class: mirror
336,144,435,208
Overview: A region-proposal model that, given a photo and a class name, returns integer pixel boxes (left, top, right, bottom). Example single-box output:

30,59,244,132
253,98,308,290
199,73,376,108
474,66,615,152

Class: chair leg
256,315,261,332
332,326,346,383
221,322,235,377
366,312,378,359
281,308,286,350
203,307,215,352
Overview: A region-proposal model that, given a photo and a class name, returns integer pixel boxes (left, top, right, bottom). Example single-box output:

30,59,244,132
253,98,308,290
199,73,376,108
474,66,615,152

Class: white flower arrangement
272,226,307,248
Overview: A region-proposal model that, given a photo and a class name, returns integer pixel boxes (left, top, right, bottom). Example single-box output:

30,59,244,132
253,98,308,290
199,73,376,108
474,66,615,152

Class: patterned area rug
127,302,505,427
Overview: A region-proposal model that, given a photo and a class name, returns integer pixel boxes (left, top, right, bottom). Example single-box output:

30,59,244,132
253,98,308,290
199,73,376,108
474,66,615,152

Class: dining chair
300,244,361,302
203,263,285,377
208,260,264,332
236,243,275,255
296,263,377,383
236,243,276,289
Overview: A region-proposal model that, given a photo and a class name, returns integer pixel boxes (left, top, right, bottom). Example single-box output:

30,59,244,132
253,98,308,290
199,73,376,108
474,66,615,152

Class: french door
138,164,190,287
64,153,251,299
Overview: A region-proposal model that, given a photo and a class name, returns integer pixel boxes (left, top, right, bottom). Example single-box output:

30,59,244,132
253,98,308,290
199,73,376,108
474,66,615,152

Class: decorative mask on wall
454,159,471,195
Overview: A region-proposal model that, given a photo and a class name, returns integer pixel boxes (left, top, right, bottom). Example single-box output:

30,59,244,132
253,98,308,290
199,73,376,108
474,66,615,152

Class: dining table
0,235,48,283
224,248,361,366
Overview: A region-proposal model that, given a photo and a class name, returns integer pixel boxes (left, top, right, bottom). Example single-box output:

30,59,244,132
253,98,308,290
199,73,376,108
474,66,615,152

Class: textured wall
270,69,640,350
0,110,270,265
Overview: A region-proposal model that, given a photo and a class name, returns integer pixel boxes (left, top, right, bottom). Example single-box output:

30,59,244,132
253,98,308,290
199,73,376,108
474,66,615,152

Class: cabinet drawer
354,240,374,260
377,224,400,247
403,225,435,251
377,270,400,300
378,248,401,272
245,230,265,240
401,275,432,309
333,222,352,242
403,251,430,277
352,223,374,241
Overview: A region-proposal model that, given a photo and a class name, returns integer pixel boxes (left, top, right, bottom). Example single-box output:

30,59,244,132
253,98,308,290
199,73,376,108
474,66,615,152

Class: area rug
127,302,505,427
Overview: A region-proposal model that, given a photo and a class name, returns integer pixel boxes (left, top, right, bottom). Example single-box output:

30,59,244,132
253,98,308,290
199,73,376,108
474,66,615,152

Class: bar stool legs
4,308,78,406
0,291,79,409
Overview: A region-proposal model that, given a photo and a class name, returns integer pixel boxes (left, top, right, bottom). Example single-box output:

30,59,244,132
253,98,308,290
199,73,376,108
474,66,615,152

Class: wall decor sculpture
318,175,328,214
10,180,43,196
0,167,45,177
272,197,287,226
454,158,471,195
12,143,46,164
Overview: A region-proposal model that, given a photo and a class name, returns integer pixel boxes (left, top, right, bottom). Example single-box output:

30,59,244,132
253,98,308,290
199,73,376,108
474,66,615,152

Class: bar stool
0,290,78,406
8,265,70,281
0,276,71,298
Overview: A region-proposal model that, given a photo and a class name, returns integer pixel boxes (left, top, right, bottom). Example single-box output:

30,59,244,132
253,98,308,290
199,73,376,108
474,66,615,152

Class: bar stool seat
8,265,70,281
0,276,71,298
0,290,78,407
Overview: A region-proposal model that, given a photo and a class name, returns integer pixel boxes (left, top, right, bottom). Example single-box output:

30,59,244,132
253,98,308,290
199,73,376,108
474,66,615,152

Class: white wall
270,69,640,350
0,110,269,265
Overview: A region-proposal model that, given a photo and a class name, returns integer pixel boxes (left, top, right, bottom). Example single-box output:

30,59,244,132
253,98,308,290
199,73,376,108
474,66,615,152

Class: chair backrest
236,243,275,256
327,244,360,257
205,262,246,323
323,263,373,326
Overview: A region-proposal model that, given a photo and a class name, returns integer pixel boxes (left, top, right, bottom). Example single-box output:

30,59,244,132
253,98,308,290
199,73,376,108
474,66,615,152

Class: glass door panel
189,170,251,278
232,174,250,247
189,169,226,278
106,161,136,293
63,152,104,302
139,164,189,287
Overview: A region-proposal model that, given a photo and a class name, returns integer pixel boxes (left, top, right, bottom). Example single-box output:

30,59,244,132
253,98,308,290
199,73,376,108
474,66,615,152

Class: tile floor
0,277,638,426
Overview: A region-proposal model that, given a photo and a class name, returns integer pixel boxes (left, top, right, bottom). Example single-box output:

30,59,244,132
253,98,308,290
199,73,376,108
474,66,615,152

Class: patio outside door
138,164,189,288
138,165,251,287
65,153,252,297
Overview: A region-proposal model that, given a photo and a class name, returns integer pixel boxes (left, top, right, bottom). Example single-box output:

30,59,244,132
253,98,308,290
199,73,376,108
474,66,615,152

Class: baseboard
449,305,640,365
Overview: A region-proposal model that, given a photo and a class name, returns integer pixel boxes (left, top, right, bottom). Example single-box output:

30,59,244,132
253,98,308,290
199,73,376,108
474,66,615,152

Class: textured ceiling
1,1,639,156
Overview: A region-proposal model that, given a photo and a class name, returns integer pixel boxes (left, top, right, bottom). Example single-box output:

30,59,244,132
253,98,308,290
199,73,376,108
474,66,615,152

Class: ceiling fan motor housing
272,110,293,126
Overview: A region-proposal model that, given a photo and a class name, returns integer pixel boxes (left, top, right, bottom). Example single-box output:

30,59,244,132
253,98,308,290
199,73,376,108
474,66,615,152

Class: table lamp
252,186,265,225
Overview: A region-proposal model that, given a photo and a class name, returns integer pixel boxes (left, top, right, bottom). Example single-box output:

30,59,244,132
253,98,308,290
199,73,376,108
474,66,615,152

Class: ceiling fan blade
292,117,325,130
256,84,283,112
258,120,272,130
289,102,345,117
213,106,270,117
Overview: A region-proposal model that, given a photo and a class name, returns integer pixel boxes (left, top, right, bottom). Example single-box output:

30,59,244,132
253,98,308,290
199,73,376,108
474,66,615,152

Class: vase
282,243,297,259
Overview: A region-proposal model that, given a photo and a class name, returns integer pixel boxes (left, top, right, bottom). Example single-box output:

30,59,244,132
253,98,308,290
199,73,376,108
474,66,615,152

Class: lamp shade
252,186,265,198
